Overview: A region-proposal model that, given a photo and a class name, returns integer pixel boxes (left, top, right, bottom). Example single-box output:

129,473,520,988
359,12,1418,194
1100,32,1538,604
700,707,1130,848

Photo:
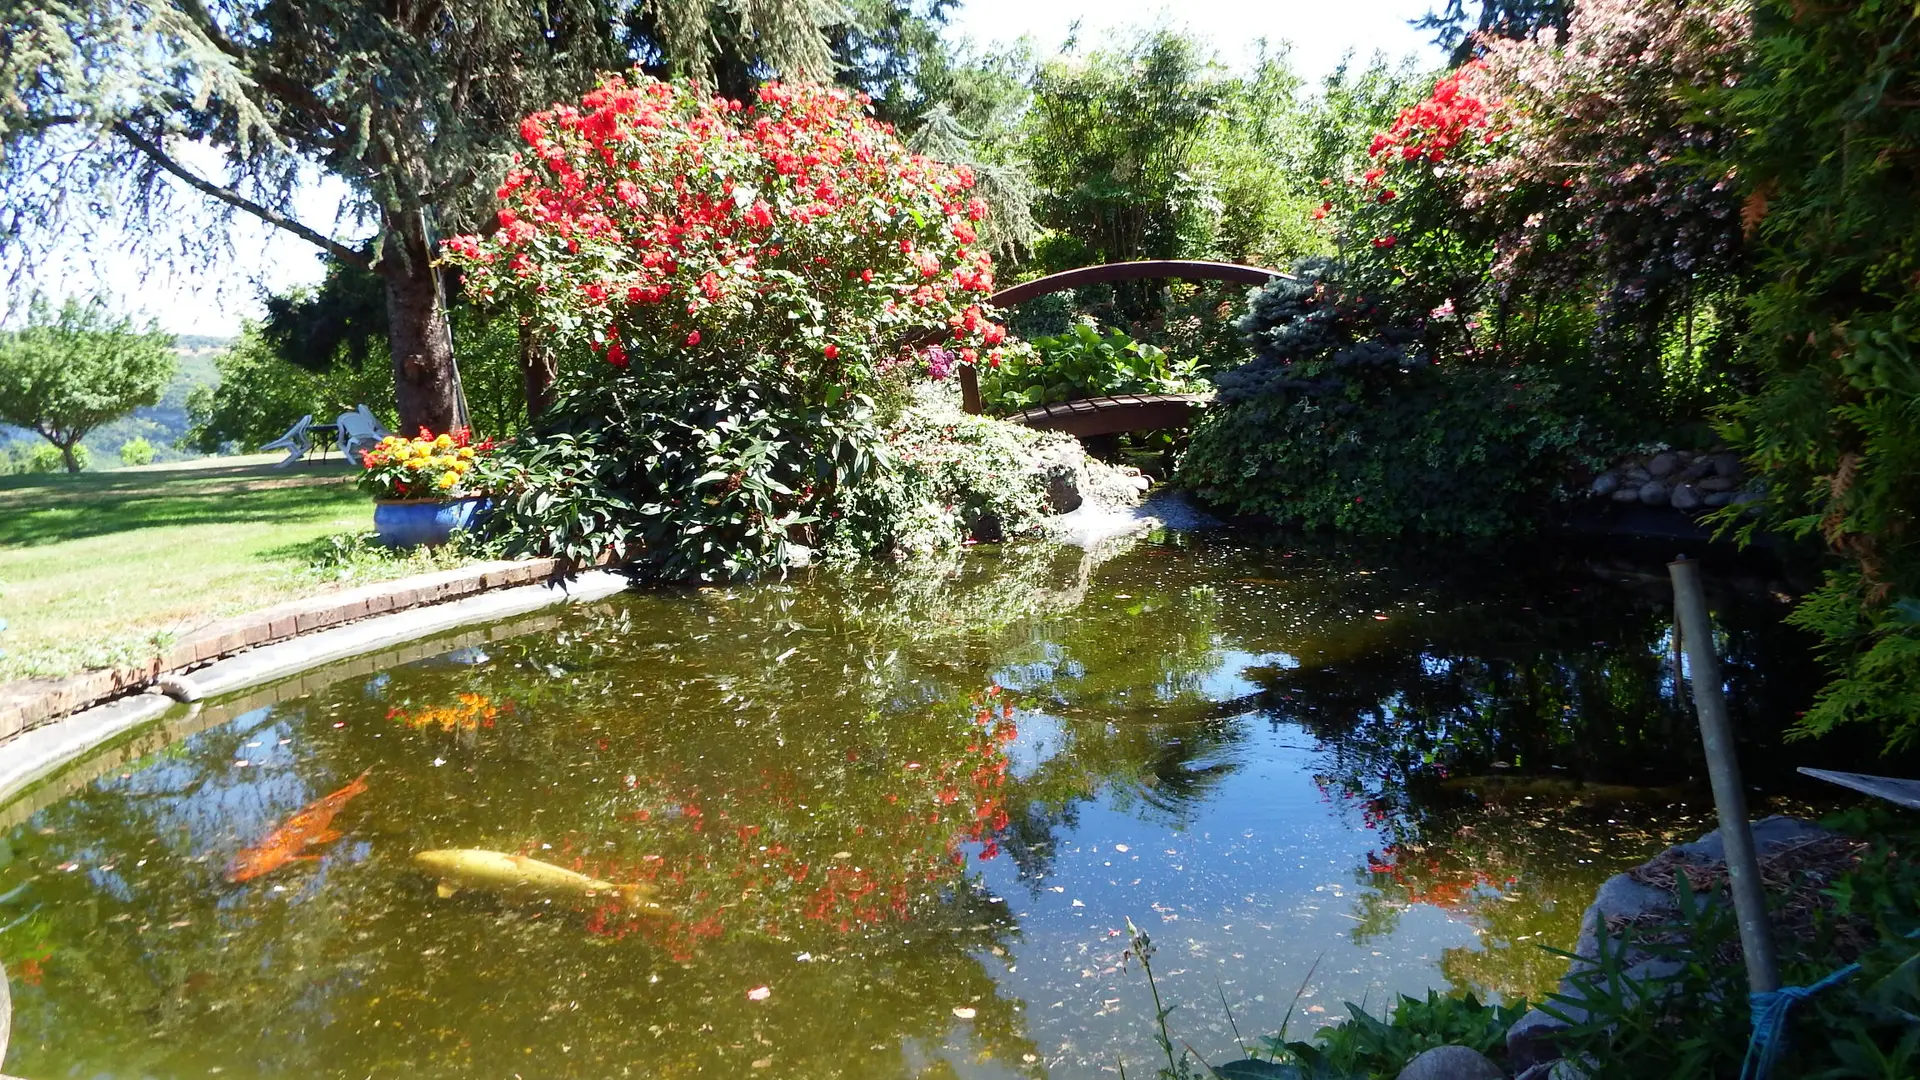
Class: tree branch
175,0,247,60
111,121,372,271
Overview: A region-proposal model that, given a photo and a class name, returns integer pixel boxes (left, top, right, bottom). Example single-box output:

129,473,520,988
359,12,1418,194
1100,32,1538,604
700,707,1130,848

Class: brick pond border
0,563,632,812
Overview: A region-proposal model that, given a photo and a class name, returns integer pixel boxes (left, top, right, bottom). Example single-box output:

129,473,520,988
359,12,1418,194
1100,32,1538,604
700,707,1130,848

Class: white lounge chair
263,414,313,468
336,405,393,463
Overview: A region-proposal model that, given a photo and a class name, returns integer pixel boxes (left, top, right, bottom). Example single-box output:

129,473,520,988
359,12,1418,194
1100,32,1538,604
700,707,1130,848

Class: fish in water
227,769,372,883
413,849,662,913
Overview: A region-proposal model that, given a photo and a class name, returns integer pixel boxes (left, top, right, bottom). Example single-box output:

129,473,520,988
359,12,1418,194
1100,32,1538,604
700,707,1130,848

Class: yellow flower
434,433,454,449
457,447,475,460
452,460,471,474
436,472,458,489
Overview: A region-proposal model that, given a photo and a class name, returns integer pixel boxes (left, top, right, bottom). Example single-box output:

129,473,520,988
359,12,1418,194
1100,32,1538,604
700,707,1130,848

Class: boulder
1637,481,1670,506
1698,476,1736,493
1709,452,1743,478
1669,483,1703,512
1505,817,1832,1073
1624,466,1652,484
1676,458,1713,483
1396,1045,1504,1080
1029,441,1088,515
1590,473,1620,497
1647,452,1680,478
1704,492,1734,508
1610,487,1641,503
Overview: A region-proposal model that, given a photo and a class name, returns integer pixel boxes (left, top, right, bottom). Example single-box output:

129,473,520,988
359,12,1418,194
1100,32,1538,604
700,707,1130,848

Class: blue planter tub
373,497,490,548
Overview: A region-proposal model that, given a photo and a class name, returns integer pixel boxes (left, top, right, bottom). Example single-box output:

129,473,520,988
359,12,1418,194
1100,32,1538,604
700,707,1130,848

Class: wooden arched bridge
955,259,1289,437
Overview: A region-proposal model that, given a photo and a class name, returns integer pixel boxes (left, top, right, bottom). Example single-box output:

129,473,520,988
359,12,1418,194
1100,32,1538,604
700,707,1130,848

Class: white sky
43,0,1443,338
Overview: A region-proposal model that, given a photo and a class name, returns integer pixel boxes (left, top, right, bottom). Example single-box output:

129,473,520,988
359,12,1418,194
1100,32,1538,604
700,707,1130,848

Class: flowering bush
444,76,1004,381
356,429,493,501
1330,0,1751,399
442,76,1011,579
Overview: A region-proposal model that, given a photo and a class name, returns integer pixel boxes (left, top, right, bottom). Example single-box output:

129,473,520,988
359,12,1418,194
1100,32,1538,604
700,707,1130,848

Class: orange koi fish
226,768,372,883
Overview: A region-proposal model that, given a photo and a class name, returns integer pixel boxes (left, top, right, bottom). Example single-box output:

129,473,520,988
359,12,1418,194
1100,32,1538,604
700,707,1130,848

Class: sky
42,0,1444,339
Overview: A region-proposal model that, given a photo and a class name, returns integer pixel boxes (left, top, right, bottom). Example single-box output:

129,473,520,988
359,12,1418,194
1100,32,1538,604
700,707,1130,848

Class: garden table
306,423,339,461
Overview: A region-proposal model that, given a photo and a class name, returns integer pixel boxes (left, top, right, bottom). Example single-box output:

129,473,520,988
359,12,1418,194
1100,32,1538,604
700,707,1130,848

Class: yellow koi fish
413,849,661,912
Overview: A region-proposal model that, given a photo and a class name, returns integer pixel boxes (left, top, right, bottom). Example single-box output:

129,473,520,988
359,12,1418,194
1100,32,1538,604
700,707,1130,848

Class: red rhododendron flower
441,75,1008,376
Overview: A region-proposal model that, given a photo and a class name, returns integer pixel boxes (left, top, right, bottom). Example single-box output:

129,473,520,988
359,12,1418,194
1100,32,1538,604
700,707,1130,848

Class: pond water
0,532,1838,1079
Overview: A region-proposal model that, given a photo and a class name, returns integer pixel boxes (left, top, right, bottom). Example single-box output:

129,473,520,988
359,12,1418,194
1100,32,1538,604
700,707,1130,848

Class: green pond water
0,531,1837,1079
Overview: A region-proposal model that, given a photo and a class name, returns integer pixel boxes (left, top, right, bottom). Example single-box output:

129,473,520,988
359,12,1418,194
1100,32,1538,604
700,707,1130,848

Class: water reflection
0,536,1839,1078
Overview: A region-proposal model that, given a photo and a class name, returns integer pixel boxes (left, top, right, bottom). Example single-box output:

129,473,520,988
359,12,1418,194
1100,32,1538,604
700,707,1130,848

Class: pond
0,531,1838,1079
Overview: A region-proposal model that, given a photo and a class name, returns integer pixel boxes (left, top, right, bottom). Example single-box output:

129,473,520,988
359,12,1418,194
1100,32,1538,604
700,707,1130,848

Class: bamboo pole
1669,555,1780,994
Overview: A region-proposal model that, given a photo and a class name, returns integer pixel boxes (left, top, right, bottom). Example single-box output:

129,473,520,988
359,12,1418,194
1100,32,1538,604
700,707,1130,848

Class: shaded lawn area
0,456,382,682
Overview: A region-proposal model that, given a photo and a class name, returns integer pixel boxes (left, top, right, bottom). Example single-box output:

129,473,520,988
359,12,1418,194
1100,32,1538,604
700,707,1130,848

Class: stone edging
0,569,631,813
0,557,578,745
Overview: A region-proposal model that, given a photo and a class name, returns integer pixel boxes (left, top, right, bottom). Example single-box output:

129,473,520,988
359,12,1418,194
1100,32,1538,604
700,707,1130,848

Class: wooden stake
1670,555,1780,994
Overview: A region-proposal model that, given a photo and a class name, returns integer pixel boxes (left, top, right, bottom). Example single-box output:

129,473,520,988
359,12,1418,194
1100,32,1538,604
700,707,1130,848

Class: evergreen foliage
1716,0,1920,750
1179,262,1588,538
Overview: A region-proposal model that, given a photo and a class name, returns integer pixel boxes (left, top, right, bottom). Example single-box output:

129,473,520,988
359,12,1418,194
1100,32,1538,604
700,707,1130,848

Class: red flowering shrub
443,76,1013,579
444,76,1003,386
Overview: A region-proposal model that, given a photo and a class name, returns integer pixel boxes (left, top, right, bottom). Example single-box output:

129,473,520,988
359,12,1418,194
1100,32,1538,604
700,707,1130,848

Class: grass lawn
0,454,462,682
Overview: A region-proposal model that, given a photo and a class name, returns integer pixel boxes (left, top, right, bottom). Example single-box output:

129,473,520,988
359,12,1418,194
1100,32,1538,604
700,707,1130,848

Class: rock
1637,480,1670,506
1731,491,1764,507
1590,473,1620,497
1698,476,1736,493
783,544,814,569
1676,458,1713,483
1029,441,1087,515
1506,1008,1572,1072
968,512,1004,543
1704,492,1734,508
1669,483,1703,512
1610,487,1641,503
1647,452,1680,478
1396,1045,1504,1080
1709,452,1743,478
1624,466,1652,484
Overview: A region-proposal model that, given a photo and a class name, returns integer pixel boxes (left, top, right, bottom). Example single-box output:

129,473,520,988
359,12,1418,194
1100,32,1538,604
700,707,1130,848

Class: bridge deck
1009,393,1211,438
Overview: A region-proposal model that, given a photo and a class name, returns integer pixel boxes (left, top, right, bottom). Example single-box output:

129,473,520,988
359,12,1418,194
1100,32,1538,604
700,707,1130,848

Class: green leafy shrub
116,436,154,466
443,77,1009,580
1257,992,1527,1079
1178,262,1589,538
826,391,1069,559
20,441,88,473
978,323,1204,412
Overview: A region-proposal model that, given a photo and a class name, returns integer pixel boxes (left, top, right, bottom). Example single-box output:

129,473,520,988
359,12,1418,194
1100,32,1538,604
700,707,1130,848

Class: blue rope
1740,963,1862,1080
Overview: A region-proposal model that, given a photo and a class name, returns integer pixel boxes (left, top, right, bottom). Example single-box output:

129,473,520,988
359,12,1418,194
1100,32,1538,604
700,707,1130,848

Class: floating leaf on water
952,1006,976,1019
746,985,771,1001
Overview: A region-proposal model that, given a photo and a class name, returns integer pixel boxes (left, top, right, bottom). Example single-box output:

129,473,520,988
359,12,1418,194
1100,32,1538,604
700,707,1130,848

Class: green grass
0,455,471,682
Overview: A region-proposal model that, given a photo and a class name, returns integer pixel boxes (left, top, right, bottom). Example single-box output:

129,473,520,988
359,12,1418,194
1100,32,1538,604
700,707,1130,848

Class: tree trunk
382,219,460,436
519,313,557,420
60,441,80,474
